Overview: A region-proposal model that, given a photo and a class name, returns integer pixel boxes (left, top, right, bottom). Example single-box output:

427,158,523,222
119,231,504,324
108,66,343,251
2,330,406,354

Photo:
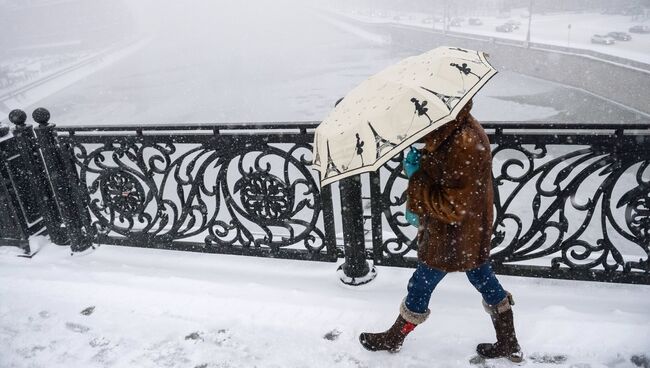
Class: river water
14,1,645,126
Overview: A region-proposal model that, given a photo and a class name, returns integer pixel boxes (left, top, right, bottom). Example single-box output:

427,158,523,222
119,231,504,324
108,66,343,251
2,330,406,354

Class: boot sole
358,335,401,353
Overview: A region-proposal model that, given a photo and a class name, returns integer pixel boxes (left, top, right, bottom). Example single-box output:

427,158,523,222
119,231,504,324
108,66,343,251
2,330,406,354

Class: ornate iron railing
370,123,650,284
0,125,44,252
0,111,68,254
2,109,648,284
55,123,338,261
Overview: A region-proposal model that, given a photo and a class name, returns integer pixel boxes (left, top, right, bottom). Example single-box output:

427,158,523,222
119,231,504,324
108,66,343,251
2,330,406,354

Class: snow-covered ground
0,238,649,368
337,8,650,64
1,3,649,367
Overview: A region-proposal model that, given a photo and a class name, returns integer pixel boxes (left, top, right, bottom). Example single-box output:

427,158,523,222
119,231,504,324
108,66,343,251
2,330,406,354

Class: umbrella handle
403,147,421,178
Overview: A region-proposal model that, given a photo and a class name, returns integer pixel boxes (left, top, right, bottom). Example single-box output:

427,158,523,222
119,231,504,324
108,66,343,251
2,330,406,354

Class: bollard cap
9,109,27,126
32,108,51,126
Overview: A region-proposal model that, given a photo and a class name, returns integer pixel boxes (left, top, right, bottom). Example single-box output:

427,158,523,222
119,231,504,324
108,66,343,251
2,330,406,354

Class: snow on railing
1,108,648,284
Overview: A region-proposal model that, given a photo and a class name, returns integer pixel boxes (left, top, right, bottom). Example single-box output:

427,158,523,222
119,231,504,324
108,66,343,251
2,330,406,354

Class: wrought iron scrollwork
370,152,419,265
207,143,326,254
99,170,146,219
52,122,649,283
370,129,650,282
238,171,292,222
60,129,333,260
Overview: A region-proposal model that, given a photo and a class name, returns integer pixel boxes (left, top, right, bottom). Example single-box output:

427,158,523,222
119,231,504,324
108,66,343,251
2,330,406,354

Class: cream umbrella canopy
312,46,497,186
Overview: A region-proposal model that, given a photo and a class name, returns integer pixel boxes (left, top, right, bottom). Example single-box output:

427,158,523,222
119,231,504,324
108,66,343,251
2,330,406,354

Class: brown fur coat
406,115,494,272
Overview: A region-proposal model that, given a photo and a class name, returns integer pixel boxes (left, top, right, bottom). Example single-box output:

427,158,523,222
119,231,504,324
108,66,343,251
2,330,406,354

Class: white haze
0,0,647,124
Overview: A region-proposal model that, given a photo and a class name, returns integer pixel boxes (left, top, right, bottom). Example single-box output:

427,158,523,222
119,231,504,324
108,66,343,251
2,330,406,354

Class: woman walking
359,100,523,363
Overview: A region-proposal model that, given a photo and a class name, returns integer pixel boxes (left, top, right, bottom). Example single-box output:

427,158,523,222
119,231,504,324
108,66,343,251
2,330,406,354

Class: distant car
392,15,402,21
505,20,521,29
495,24,515,33
607,32,632,41
591,35,615,45
468,18,483,25
450,18,462,27
629,25,650,34
421,17,434,24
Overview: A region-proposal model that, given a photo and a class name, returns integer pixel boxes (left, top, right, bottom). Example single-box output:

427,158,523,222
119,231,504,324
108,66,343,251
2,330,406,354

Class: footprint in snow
334,353,368,368
65,322,90,333
80,306,95,316
323,329,342,341
528,353,568,364
89,337,110,348
185,331,204,342
631,354,649,368
16,345,47,359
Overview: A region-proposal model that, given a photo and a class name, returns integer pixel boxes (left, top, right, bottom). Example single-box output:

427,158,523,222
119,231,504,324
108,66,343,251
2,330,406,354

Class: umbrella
311,46,497,186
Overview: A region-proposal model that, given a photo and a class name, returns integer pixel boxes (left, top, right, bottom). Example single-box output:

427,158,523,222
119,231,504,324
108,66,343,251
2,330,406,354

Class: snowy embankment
317,13,389,45
1,237,648,368
0,37,150,119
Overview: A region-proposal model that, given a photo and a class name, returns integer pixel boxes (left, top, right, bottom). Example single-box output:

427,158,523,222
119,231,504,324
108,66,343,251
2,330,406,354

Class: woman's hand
403,146,422,178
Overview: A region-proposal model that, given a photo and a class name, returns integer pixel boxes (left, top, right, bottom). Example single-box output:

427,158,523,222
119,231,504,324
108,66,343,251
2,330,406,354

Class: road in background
348,9,650,64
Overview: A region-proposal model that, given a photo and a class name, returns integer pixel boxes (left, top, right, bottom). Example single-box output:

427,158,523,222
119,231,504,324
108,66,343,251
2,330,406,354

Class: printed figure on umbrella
312,47,524,362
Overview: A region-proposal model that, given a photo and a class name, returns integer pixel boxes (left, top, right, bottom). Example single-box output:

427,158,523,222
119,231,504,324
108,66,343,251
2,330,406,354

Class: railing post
8,109,69,245
0,122,30,253
32,108,93,252
337,175,376,285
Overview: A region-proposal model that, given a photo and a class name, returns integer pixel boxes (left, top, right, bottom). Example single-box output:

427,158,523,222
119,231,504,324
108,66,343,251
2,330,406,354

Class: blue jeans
405,262,507,314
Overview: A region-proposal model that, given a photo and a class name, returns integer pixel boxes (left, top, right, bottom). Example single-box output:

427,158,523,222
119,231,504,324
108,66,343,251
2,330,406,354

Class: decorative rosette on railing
62,134,330,259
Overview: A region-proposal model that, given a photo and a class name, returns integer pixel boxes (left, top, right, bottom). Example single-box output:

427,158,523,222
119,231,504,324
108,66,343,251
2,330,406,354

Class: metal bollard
32,108,93,252
337,175,376,285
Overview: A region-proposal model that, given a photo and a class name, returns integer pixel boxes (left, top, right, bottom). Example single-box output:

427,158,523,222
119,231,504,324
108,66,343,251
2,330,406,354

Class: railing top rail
52,121,650,134
482,121,650,131
53,121,322,133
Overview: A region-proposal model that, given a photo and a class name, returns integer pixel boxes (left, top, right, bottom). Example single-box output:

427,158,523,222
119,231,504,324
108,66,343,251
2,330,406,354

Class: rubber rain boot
359,299,429,353
476,292,524,363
